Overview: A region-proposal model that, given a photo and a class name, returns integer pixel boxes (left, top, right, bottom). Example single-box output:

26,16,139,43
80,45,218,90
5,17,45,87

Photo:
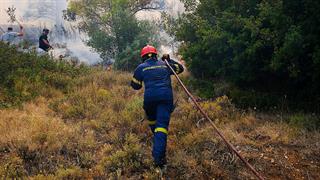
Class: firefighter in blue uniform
131,45,184,167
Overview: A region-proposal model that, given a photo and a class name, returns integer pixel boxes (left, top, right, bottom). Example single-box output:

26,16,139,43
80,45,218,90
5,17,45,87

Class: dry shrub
172,102,202,133
0,98,98,176
50,83,105,120
141,171,159,180
97,88,112,101
255,122,296,144
95,133,145,178
76,71,131,89
169,124,238,179
200,96,236,120
38,86,65,99
55,166,84,179
118,96,144,131
50,71,137,122
81,114,114,138
30,174,56,180
169,150,198,178
171,96,236,139
0,154,26,179
175,96,235,125
0,102,73,153
225,112,298,146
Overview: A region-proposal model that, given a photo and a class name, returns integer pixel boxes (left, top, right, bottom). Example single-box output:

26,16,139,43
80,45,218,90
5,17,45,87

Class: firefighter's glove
161,54,170,61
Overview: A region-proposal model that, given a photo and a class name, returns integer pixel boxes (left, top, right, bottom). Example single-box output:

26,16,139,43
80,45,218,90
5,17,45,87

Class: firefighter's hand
161,54,170,61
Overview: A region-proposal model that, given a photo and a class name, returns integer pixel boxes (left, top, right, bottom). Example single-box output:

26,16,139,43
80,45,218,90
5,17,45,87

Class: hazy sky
0,0,67,24
0,0,184,23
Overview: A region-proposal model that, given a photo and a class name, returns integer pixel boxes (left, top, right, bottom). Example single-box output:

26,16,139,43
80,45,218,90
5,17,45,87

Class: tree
173,0,320,111
68,0,161,70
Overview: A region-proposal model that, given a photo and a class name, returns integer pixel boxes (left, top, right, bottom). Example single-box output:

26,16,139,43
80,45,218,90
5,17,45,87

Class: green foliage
0,42,89,107
173,0,320,112
114,22,160,71
229,87,280,109
183,77,215,99
288,113,320,131
69,0,159,71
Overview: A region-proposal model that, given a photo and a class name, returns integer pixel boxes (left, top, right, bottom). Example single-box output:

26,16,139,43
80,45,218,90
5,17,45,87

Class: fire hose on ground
164,59,265,180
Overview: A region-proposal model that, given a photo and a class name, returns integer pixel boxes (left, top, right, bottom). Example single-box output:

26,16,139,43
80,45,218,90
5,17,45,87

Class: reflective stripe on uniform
174,64,180,73
155,127,168,134
143,65,167,72
132,77,142,85
148,120,156,125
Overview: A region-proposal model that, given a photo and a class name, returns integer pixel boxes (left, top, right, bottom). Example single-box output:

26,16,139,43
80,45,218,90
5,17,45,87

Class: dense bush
0,42,88,107
173,0,320,112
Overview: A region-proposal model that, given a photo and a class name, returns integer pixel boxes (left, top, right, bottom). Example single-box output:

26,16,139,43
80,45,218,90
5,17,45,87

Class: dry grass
0,70,319,179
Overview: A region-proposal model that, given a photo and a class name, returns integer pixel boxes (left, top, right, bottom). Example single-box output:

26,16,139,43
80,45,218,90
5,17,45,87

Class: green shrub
172,0,320,113
229,87,280,110
288,113,320,131
184,77,215,99
0,42,89,107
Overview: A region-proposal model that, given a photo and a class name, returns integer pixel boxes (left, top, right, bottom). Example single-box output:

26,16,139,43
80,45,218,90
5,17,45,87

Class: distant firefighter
39,28,53,52
0,25,24,45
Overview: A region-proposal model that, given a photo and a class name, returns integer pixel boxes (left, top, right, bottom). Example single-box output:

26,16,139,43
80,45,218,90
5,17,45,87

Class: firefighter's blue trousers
143,100,173,166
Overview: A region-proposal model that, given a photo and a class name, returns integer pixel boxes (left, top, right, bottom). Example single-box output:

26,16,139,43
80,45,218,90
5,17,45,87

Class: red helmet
141,45,157,57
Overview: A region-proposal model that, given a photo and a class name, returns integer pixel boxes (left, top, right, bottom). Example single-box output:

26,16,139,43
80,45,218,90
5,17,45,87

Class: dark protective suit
131,57,184,166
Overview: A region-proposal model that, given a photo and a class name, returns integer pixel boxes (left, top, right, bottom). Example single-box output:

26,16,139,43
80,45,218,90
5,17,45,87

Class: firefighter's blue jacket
131,57,183,101
131,57,184,166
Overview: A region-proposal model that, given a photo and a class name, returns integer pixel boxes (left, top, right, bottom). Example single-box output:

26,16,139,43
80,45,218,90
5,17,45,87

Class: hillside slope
0,45,319,179
0,70,319,179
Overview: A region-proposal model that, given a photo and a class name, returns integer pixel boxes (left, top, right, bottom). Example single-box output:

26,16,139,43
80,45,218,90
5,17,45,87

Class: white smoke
136,0,185,58
0,0,184,63
0,0,102,64
136,0,184,20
